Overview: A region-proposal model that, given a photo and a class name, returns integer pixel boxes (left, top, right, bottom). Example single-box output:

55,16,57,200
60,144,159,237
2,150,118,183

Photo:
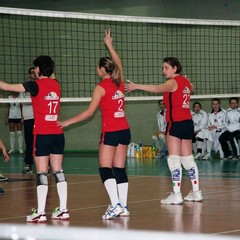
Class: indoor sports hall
0,1,240,239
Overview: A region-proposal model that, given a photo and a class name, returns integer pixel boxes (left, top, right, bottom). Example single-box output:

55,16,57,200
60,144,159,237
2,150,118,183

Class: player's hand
57,120,68,128
124,80,137,92
2,150,10,162
104,29,112,46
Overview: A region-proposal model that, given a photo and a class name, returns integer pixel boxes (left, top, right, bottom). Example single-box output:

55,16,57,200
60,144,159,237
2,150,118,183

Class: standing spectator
0,55,69,222
219,97,240,160
0,138,10,194
152,99,167,158
5,92,23,154
125,57,203,204
191,102,208,159
21,67,36,173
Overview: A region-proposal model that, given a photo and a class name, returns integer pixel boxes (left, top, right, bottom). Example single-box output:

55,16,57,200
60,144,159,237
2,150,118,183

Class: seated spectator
191,102,208,159
219,97,240,160
152,99,167,158
197,98,226,160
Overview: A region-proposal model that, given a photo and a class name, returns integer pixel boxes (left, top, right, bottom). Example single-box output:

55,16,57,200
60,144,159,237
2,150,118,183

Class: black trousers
219,130,240,157
23,119,34,165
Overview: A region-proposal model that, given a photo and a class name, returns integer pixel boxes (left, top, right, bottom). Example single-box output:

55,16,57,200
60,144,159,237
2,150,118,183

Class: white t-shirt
20,92,34,120
8,95,22,119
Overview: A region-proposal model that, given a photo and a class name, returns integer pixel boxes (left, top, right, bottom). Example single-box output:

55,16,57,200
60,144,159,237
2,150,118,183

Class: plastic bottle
151,142,156,158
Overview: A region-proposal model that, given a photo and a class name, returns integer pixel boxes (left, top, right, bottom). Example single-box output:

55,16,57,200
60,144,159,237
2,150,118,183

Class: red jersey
31,78,63,134
98,78,129,132
163,75,192,122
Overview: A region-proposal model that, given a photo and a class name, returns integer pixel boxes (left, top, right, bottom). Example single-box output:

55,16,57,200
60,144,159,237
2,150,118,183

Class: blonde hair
98,57,121,87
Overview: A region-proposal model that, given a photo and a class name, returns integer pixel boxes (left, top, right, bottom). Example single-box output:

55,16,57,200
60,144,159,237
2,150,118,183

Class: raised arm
104,29,124,82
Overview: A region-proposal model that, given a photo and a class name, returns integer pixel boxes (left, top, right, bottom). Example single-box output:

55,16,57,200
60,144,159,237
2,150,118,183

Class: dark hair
163,57,182,74
33,55,54,77
158,99,164,105
212,98,220,104
98,57,121,87
229,97,239,103
211,98,222,113
28,67,35,74
193,101,202,109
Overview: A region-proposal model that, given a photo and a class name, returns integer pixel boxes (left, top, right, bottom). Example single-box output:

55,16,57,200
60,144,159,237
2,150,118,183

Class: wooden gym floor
0,152,240,237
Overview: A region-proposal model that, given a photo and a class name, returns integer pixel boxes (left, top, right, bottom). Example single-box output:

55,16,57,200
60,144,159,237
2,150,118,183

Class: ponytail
111,64,121,87
98,57,121,87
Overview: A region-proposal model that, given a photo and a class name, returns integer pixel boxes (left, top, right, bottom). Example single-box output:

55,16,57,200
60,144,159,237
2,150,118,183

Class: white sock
37,185,48,214
104,178,119,206
9,132,15,150
57,181,68,211
17,131,23,150
117,182,128,206
206,140,213,154
172,168,182,193
188,167,200,192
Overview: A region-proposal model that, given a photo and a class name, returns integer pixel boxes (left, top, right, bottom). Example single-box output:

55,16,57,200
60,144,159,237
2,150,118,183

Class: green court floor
0,152,240,179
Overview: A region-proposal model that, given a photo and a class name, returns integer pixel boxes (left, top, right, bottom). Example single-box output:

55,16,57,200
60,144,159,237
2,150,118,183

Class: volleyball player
0,55,69,222
125,57,203,204
59,29,131,219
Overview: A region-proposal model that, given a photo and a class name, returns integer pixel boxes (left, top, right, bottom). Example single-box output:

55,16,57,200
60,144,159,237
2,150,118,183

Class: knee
152,135,158,141
52,170,66,183
112,167,128,184
180,155,196,170
99,167,114,183
167,155,181,172
37,172,48,186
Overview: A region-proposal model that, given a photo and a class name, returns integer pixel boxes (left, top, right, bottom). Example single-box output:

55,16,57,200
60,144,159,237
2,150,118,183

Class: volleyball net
0,7,240,102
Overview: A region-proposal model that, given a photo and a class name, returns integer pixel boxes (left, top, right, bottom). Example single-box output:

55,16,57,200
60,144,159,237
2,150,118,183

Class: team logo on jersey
182,86,190,94
112,90,124,100
44,92,59,100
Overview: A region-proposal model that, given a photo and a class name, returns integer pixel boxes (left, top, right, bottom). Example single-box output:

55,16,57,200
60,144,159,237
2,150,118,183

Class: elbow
83,110,94,119
87,111,94,118
0,84,7,91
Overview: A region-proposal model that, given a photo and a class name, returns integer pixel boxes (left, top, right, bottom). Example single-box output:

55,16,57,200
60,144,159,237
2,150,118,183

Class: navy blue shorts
34,134,65,156
166,120,194,140
8,118,21,123
100,129,131,147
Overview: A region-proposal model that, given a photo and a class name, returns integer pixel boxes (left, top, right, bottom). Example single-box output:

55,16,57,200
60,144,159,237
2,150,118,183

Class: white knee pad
167,155,181,172
181,155,196,170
